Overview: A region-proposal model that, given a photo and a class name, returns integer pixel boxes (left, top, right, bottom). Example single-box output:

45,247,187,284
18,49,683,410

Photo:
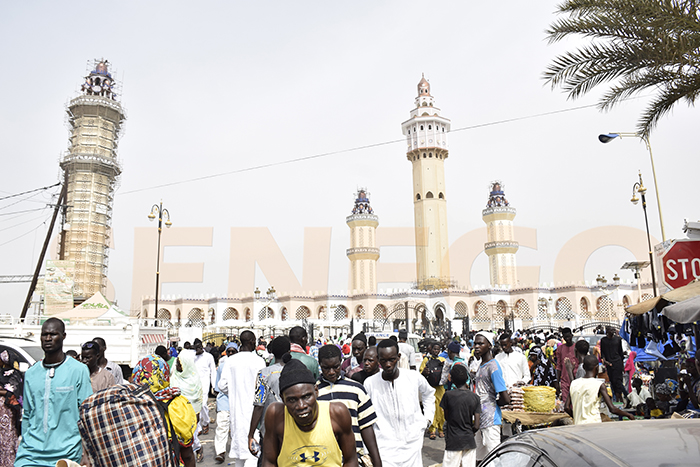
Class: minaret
58,59,125,300
346,189,379,293
401,75,451,290
482,181,519,287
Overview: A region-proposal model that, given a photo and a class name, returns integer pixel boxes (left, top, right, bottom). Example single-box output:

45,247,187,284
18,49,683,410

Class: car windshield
21,346,44,363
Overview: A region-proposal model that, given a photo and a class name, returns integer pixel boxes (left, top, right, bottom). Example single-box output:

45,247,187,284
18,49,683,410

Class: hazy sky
1,1,696,315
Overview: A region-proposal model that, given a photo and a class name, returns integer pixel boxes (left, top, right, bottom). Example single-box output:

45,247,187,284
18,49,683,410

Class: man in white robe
219,331,265,467
365,339,435,467
194,339,217,434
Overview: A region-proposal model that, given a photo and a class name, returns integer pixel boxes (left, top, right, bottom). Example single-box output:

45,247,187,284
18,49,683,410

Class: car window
0,345,27,364
482,451,533,467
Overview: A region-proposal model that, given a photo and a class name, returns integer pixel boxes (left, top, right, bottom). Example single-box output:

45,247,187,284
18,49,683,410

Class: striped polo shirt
317,376,377,452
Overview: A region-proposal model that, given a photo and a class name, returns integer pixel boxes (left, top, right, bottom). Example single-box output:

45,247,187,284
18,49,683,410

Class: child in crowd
440,364,481,467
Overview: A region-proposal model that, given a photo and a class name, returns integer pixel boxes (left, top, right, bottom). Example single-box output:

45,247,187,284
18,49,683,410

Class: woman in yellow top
263,358,357,467
132,355,197,467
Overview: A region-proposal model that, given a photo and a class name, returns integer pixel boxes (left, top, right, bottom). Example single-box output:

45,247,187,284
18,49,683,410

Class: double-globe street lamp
630,173,658,297
148,202,172,320
598,132,666,241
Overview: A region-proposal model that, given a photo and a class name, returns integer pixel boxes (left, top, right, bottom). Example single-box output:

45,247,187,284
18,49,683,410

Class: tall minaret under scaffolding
401,75,451,290
58,59,125,300
346,189,379,293
482,181,519,287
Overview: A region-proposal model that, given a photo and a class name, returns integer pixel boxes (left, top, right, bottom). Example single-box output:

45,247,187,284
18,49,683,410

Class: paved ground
196,398,446,467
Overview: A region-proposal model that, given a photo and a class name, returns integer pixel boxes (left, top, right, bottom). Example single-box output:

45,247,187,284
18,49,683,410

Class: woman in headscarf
132,355,197,467
529,346,557,387
0,351,23,467
170,349,204,462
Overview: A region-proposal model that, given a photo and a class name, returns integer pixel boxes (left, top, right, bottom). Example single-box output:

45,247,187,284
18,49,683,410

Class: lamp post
148,202,172,321
631,173,658,297
254,286,277,320
598,133,665,241
596,274,621,322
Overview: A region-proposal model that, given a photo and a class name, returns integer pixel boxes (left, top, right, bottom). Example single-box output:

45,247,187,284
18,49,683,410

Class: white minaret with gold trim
401,75,451,290
346,189,379,293
483,181,518,287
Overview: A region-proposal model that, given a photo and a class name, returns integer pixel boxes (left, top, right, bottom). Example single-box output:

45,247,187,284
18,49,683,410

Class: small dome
417,73,430,96
94,61,110,75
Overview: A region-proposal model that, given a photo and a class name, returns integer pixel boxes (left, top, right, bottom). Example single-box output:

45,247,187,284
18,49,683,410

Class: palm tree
543,0,700,137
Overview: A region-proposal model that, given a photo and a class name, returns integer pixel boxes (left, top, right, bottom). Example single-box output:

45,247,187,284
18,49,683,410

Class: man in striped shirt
317,344,382,467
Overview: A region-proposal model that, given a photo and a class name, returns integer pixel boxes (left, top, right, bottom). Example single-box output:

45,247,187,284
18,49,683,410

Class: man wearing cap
364,339,435,467
262,358,358,467
397,330,416,370
472,331,510,462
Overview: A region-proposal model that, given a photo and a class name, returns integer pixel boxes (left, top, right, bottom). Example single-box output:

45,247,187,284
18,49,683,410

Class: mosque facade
141,77,653,336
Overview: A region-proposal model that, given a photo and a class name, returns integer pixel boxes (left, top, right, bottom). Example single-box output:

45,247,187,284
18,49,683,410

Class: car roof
509,419,700,466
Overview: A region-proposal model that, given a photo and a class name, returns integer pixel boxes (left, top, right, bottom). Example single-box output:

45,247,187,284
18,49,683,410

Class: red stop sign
661,240,700,289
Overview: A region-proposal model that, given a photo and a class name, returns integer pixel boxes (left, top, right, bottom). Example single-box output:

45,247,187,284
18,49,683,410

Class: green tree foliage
543,0,700,137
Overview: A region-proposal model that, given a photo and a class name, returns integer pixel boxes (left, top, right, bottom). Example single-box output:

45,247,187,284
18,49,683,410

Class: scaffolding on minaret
57,59,126,302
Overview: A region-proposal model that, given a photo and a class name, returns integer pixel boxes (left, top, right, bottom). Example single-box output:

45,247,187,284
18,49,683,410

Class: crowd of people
3,318,699,467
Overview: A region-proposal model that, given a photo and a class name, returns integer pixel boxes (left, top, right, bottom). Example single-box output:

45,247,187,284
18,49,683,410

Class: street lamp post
631,173,658,297
254,286,277,320
599,132,666,241
148,202,172,321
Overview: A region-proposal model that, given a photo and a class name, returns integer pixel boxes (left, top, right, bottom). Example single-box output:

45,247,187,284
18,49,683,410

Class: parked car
480,418,700,467
0,336,43,371
365,331,423,368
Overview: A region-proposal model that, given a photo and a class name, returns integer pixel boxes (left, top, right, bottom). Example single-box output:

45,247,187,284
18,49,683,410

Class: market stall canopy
663,279,700,302
625,279,700,316
662,295,700,324
626,296,667,315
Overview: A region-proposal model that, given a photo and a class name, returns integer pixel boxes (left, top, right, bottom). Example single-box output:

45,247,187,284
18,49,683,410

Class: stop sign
661,240,700,289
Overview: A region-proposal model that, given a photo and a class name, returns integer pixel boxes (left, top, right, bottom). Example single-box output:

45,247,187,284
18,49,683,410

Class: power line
118,101,603,196
0,213,52,233
0,220,47,248
0,207,50,217
0,183,60,202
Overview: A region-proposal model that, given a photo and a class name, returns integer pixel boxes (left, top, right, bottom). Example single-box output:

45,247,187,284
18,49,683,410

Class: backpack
78,383,178,467
424,357,444,387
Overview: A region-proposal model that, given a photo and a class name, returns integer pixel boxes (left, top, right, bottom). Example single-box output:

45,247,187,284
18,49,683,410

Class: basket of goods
522,386,556,413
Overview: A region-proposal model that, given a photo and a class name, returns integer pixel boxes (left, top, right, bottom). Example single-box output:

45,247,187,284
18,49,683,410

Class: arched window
373,304,387,319
355,305,366,319
596,296,614,319
281,307,288,321
296,306,311,320
514,299,530,318
554,298,573,319
473,301,489,322
318,306,327,320
259,307,274,320
579,298,591,319
537,298,549,319
416,193,421,200
454,301,468,318
439,192,444,199
222,307,239,321
244,308,251,321
494,301,507,320
334,305,348,321
622,295,631,308
156,309,172,321
209,308,216,324
426,191,434,198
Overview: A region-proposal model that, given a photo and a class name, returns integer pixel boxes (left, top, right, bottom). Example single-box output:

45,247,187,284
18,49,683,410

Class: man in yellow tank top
262,358,358,467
